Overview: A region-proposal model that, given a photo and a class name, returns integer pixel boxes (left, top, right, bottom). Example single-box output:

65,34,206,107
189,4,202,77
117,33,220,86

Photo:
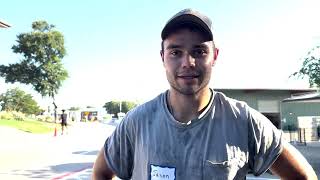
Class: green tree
0,20,68,121
292,46,320,87
0,88,42,115
121,101,138,113
103,101,119,116
68,106,80,111
103,101,138,117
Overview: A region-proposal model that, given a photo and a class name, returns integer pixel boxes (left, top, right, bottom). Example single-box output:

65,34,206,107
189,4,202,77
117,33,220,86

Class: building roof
214,87,317,94
0,20,11,28
283,92,320,102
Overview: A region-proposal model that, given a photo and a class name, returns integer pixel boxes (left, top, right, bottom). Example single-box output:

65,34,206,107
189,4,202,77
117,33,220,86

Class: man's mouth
177,74,200,79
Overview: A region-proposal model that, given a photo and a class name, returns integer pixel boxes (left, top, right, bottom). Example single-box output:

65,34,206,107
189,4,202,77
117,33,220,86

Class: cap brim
161,14,213,41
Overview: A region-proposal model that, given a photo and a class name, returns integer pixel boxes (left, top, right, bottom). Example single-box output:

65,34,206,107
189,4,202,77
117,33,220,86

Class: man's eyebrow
165,44,182,50
165,43,210,50
193,44,209,49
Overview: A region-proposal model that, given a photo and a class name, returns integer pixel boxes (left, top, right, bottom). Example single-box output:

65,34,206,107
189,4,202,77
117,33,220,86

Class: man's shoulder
214,91,248,107
213,91,250,119
126,92,164,119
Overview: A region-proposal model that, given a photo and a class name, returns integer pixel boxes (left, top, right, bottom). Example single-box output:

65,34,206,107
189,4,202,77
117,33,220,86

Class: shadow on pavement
72,150,99,155
8,162,94,179
293,143,320,178
50,162,93,173
9,169,55,179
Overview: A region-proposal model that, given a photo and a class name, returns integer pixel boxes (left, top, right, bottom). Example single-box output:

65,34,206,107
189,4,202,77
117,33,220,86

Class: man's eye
170,50,181,56
194,49,207,56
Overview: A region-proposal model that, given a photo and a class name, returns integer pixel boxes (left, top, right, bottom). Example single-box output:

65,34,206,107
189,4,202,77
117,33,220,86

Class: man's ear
214,48,219,60
160,50,164,62
212,48,219,66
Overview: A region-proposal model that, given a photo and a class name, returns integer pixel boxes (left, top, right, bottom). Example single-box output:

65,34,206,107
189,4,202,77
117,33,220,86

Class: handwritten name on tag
150,164,176,180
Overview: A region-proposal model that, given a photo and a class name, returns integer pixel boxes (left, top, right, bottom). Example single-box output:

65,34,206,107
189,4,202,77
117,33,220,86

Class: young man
92,9,317,179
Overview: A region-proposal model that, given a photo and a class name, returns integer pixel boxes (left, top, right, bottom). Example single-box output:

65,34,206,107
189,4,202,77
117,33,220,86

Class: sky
1,0,320,110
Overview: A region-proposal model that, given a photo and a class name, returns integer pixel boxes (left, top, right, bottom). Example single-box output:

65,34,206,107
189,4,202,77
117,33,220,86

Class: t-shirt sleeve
104,115,135,179
247,106,284,176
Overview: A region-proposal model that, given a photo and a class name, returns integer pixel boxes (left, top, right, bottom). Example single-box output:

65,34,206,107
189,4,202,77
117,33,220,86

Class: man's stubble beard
167,70,212,96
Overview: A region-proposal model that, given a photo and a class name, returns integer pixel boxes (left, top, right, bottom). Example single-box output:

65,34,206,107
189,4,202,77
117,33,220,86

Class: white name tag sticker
150,164,176,180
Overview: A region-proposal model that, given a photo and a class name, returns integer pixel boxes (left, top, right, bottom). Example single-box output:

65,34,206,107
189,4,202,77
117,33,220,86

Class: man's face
161,29,216,95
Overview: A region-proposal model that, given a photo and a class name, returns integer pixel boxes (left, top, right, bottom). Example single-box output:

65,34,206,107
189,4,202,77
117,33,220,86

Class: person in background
60,109,68,135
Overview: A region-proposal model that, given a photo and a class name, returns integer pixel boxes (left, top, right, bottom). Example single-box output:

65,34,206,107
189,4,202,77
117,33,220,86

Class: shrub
36,115,53,122
11,111,25,121
0,111,14,120
0,111,26,121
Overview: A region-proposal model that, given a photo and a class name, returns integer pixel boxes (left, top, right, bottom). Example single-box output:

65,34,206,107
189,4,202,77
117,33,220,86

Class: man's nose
181,53,195,68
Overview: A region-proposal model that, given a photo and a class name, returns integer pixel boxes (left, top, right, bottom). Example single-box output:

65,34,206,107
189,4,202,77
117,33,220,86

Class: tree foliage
0,88,42,115
103,101,138,116
0,20,68,98
292,46,320,87
68,107,80,111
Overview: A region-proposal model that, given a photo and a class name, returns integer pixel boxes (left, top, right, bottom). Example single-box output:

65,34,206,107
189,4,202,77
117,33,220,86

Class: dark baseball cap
161,9,213,41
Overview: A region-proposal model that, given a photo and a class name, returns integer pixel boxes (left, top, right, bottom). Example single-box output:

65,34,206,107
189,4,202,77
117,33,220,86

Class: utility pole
53,102,57,123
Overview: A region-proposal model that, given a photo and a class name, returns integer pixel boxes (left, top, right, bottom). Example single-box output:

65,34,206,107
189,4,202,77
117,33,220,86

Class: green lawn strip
0,119,56,134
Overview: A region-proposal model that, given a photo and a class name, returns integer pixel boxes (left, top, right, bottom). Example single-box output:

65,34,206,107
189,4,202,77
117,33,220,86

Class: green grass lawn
0,119,56,134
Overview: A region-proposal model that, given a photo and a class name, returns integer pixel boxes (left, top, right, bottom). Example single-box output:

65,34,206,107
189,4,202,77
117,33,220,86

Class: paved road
1,122,319,179
0,122,115,180
293,142,320,178
59,127,320,179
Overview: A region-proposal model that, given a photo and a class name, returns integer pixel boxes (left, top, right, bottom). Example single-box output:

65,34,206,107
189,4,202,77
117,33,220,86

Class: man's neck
167,87,212,123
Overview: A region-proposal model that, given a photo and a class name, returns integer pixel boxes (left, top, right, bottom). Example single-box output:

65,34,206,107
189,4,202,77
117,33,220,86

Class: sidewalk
0,122,88,172
0,122,113,180
0,126,53,172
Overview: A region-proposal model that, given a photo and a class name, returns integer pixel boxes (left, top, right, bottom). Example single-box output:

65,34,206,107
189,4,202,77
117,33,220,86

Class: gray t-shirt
104,90,283,180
